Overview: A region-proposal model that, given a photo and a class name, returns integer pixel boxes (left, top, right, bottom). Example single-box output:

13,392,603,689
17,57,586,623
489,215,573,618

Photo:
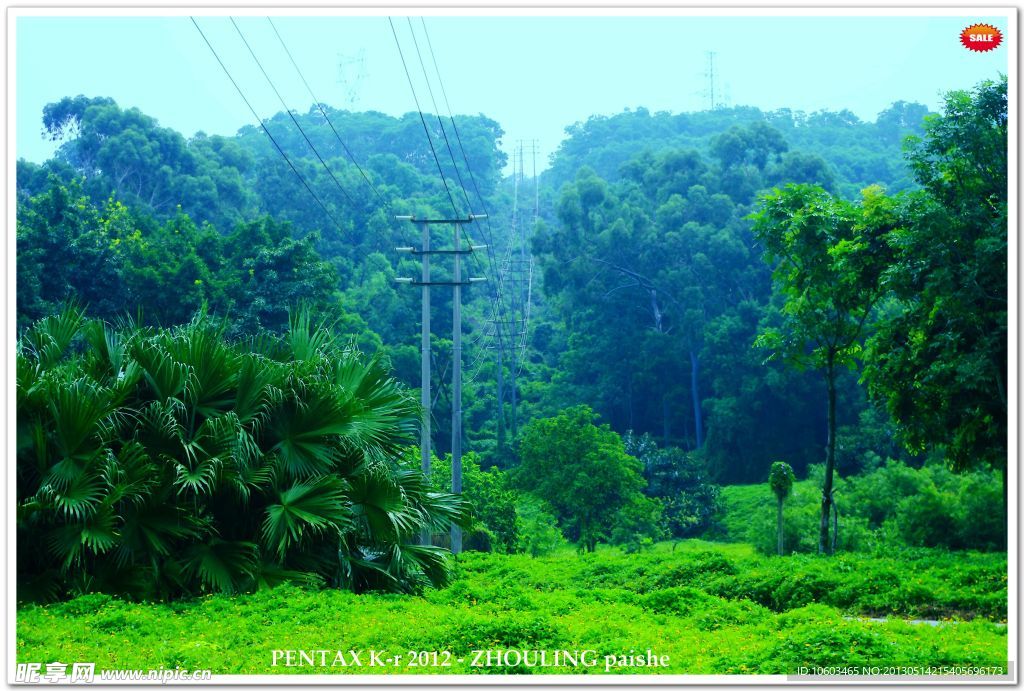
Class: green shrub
896,484,959,548
515,495,570,557
610,494,666,553
16,307,468,601
758,621,922,671
515,406,646,552
954,471,1006,550
717,461,1005,553
430,451,520,553
624,434,723,538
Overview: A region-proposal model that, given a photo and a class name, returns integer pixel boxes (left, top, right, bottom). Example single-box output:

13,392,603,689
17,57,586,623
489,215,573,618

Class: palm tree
768,461,795,556
16,305,468,602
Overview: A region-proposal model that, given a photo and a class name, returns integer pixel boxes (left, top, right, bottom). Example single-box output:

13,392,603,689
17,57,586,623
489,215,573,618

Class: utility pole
395,214,486,554
451,218,463,554
509,143,521,438
495,324,506,458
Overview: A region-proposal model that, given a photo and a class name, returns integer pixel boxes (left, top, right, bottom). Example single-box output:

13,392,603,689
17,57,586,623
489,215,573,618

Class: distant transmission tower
481,139,538,442
337,49,367,108
704,51,718,110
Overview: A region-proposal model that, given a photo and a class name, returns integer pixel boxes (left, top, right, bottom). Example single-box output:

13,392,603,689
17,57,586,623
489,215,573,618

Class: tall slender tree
751,184,894,554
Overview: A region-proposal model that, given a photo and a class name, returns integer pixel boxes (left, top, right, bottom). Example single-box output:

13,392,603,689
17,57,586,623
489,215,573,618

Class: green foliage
751,184,894,374
16,306,468,601
768,462,795,501
862,77,1007,479
429,451,520,553
16,83,1007,589
17,92,960,496
547,105,924,198
609,494,667,553
515,406,645,552
17,543,1007,675
751,183,899,553
514,495,571,557
624,432,722,538
16,178,342,335
715,461,1006,554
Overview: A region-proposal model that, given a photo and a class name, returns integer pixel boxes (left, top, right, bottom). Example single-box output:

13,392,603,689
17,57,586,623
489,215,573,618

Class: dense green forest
17,73,1006,604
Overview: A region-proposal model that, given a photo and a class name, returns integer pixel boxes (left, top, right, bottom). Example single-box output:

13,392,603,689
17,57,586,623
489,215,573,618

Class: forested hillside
17,93,932,479
17,77,1006,586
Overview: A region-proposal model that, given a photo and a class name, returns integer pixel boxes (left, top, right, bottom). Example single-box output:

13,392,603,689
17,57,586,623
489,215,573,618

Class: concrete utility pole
451,219,464,553
395,215,486,554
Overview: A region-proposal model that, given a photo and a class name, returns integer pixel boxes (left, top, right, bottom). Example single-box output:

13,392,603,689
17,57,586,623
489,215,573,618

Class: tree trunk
993,355,1007,408
831,500,839,554
662,395,671,445
690,350,704,449
1002,467,1008,550
627,372,634,431
818,354,837,555
777,497,784,556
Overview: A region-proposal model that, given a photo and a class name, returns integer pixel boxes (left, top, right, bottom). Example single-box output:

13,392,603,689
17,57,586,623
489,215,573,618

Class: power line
419,18,512,352
418,18,536,452
266,17,391,212
387,16,460,217
407,18,473,214
405,20,488,283
190,16,346,236
230,17,355,208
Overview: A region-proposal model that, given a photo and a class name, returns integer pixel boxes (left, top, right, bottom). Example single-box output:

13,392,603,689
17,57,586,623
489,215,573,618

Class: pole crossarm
395,279,487,286
395,246,487,256
394,214,486,224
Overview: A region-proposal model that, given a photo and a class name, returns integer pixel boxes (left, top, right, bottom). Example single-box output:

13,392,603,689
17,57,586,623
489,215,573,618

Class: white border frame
5,4,1018,685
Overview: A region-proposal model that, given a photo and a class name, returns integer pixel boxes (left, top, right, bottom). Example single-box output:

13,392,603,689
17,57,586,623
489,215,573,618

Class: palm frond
332,354,420,458
181,539,258,594
132,342,189,403
135,400,187,459
386,543,454,589
395,468,473,533
265,390,353,479
47,507,118,570
38,465,104,521
115,503,204,564
100,442,158,507
172,454,220,497
23,304,86,368
233,354,282,425
346,468,423,541
261,476,352,559
166,325,239,417
47,378,114,461
249,561,326,591
286,306,338,361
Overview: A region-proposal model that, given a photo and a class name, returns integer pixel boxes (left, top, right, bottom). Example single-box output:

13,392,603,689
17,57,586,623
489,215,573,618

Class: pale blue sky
15,13,1010,170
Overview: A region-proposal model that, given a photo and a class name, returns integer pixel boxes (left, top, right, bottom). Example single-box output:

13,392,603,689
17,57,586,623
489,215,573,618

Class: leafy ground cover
17,542,1007,675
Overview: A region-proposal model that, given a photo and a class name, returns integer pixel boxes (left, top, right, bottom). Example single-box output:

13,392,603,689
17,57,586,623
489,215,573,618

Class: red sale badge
960,23,1003,52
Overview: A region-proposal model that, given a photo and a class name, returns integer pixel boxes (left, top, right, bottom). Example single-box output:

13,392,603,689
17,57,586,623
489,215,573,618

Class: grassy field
17,541,1008,676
